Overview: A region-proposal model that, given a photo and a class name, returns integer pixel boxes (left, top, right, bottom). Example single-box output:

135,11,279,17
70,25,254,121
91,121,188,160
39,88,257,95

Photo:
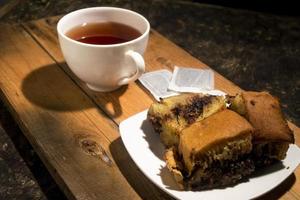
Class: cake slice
148,93,226,147
165,109,255,189
229,91,294,165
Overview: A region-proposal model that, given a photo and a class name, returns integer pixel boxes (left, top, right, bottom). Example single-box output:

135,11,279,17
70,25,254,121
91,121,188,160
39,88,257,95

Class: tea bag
168,66,214,93
138,70,179,101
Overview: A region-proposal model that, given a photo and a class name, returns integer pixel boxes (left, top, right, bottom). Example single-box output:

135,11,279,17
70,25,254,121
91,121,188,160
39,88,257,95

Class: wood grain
22,16,300,200
0,15,298,200
23,17,154,123
23,16,241,123
0,24,172,200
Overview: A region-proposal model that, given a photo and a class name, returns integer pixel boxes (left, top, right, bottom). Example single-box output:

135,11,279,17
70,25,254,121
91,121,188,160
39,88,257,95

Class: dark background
194,0,300,16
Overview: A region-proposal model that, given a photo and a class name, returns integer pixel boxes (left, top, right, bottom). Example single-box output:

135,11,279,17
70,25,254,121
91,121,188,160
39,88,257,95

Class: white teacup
57,7,150,92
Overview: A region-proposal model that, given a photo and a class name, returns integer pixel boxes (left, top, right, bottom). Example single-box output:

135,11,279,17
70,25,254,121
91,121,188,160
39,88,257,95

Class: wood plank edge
0,87,76,200
22,20,300,141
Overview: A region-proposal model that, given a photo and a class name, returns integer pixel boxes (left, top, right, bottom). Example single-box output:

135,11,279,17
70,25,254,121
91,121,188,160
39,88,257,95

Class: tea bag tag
138,70,179,101
168,66,215,93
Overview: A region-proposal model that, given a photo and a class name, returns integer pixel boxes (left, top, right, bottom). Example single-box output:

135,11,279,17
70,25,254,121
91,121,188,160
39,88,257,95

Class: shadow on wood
58,62,128,118
109,137,174,200
56,61,129,118
21,64,91,111
90,83,128,118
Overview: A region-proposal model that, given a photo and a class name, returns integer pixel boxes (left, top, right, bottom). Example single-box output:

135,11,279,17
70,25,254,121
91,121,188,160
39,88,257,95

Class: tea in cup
57,7,150,92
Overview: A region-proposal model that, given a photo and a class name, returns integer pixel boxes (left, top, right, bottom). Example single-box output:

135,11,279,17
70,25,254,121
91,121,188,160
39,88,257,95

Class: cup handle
118,50,145,86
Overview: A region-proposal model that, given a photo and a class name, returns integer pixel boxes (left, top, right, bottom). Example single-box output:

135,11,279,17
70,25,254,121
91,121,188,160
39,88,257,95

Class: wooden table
0,16,299,200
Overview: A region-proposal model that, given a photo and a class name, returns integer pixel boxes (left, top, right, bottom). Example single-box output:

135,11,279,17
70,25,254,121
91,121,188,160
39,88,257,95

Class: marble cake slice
148,93,226,147
165,109,254,190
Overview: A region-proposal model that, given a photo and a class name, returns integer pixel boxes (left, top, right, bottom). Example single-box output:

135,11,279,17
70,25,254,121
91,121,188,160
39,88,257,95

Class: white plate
119,110,300,200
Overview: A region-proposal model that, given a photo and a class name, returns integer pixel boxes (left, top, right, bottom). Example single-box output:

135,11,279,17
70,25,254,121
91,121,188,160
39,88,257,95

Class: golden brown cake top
241,91,294,143
147,93,226,147
179,109,254,172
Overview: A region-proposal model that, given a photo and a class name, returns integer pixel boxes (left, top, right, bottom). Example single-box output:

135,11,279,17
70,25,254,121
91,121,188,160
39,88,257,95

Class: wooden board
23,16,241,123
0,24,172,200
0,15,299,200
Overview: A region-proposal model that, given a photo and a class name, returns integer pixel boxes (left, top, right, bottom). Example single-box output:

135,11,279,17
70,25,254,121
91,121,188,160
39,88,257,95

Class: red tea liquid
66,22,142,45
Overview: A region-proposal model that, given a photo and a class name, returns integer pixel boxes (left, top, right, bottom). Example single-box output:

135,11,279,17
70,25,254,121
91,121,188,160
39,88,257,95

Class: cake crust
241,91,294,143
179,109,254,173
